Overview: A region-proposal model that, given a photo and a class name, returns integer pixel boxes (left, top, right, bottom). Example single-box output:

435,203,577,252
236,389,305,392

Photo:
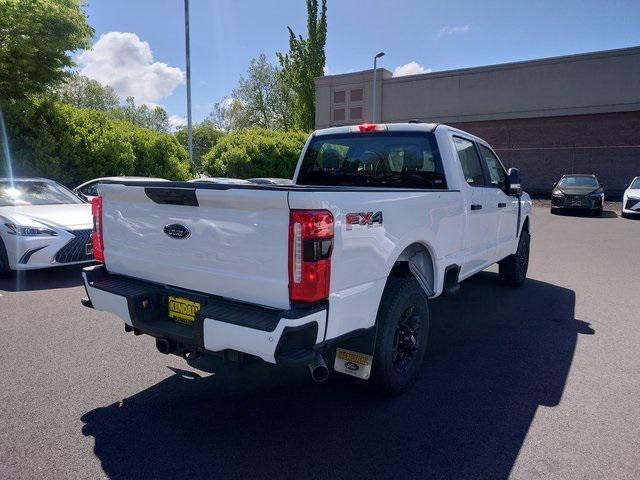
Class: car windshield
631,178,640,189
558,176,598,188
296,132,447,189
0,180,83,207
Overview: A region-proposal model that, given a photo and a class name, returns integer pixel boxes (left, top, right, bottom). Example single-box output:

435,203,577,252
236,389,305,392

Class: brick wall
451,111,640,196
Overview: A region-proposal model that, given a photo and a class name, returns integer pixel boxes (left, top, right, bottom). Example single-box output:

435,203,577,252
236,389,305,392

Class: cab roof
313,122,439,136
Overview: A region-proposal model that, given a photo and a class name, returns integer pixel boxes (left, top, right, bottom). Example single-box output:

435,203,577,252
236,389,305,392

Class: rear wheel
370,277,429,396
499,229,530,287
0,237,14,279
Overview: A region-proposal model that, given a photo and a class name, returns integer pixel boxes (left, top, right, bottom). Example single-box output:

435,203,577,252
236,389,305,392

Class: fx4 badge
345,211,383,230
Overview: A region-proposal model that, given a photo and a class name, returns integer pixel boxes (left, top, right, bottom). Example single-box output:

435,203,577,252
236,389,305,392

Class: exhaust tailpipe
308,353,329,383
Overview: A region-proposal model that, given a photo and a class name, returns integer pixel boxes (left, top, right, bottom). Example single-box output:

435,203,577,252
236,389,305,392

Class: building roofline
316,45,640,84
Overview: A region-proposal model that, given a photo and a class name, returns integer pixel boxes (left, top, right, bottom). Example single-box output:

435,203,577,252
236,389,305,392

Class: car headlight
5,223,58,236
552,190,564,197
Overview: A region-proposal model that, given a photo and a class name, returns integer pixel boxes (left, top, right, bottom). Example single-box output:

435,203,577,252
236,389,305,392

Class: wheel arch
386,241,437,298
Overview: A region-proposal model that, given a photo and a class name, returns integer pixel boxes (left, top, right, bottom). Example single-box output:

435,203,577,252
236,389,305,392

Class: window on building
453,137,485,186
333,91,346,104
350,88,363,102
350,107,363,120
333,108,345,121
479,145,507,190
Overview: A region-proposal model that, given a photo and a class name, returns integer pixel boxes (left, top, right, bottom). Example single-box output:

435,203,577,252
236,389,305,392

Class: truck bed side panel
288,189,465,340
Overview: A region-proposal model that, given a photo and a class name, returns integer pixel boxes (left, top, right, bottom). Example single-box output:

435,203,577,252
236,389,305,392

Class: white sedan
74,176,168,202
0,178,94,277
622,176,640,218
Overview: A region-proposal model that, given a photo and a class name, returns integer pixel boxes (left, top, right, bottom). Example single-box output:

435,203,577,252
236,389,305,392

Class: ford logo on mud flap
164,224,190,239
345,362,360,372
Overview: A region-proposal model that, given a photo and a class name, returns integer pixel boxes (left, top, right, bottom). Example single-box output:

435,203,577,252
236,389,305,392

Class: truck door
452,136,499,276
477,144,518,261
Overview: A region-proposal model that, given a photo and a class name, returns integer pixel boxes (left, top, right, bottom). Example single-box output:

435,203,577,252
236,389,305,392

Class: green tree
277,0,327,131
208,98,248,133
230,54,293,131
53,73,120,111
1,99,191,185
201,129,308,179
109,96,171,132
174,121,224,169
0,0,93,100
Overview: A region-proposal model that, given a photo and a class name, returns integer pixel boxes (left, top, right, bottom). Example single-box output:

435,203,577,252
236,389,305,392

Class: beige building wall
314,46,640,128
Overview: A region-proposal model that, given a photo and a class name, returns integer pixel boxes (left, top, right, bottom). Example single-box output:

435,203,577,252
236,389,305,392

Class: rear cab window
453,136,485,187
296,132,447,189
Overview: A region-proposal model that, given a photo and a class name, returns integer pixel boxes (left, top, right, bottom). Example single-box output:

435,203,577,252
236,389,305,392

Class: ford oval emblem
345,362,360,372
164,224,190,239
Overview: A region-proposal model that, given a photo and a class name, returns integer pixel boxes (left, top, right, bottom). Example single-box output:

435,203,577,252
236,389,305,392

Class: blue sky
82,0,640,125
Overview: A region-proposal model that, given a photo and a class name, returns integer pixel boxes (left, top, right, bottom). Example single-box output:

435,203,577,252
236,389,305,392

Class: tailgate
99,183,291,309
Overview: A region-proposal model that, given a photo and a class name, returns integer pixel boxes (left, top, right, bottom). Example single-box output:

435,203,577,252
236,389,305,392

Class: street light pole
184,0,193,165
372,51,385,123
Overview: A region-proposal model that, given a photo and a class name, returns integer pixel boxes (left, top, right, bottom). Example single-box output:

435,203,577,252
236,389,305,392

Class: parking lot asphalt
1,205,639,480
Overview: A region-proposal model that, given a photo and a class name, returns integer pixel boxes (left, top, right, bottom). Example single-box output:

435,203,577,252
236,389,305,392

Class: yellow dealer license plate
168,296,201,326
334,348,373,380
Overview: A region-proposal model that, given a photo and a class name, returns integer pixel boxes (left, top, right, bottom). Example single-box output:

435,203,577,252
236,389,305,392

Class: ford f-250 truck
81,123,531,395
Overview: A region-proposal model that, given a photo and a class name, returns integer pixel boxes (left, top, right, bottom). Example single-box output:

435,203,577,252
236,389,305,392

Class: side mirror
507,168,522,197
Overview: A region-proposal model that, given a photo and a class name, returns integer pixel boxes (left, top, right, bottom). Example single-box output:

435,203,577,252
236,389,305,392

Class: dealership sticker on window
334,348,373,379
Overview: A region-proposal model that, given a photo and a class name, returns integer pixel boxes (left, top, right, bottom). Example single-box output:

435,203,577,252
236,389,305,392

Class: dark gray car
551,174,604,216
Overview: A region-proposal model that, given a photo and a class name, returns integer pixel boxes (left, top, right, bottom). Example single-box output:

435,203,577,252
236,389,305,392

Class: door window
453,137,485,186
479,145,507,190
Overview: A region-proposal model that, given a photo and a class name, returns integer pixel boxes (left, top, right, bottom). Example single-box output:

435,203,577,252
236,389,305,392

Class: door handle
498,203,506,208
470,204,483,211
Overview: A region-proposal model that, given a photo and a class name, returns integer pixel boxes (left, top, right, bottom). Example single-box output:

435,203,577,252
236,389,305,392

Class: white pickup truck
81,123,531,395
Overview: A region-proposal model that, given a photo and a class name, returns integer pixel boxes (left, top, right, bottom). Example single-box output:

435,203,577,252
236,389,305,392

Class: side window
479,145,507,190
81,183,99,197
453,137,485,186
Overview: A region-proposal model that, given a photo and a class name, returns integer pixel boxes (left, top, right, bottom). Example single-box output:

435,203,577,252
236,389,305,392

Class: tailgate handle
145,188,199,206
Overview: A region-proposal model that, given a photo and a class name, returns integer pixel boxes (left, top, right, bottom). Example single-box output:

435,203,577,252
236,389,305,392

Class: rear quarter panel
288,189,465,340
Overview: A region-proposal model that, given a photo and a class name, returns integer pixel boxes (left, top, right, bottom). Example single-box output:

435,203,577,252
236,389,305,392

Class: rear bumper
82,265,328,366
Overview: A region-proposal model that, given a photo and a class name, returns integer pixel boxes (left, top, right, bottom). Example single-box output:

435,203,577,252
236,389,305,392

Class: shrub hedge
202,128,308,179
0,99,191,186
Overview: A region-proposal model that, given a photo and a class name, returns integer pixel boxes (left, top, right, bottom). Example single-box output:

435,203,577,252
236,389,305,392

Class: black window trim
297,131,449,190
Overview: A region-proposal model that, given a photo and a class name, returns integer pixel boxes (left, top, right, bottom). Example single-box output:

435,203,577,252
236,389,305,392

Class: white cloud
438,24,471,37
168,115,187,128
78,32,184,105
392,61,432,77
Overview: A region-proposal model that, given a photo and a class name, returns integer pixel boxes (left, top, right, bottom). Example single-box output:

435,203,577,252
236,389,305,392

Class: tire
621,212,628,219
370,277,430,396
0,237,13,279
499,229,530,287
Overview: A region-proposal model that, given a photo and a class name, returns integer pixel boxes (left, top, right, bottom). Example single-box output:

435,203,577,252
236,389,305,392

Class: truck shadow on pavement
0,264,86,292
81,272,593,480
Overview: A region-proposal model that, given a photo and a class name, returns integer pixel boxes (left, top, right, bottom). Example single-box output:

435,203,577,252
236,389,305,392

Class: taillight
289,210,334,303
91,197,105,263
